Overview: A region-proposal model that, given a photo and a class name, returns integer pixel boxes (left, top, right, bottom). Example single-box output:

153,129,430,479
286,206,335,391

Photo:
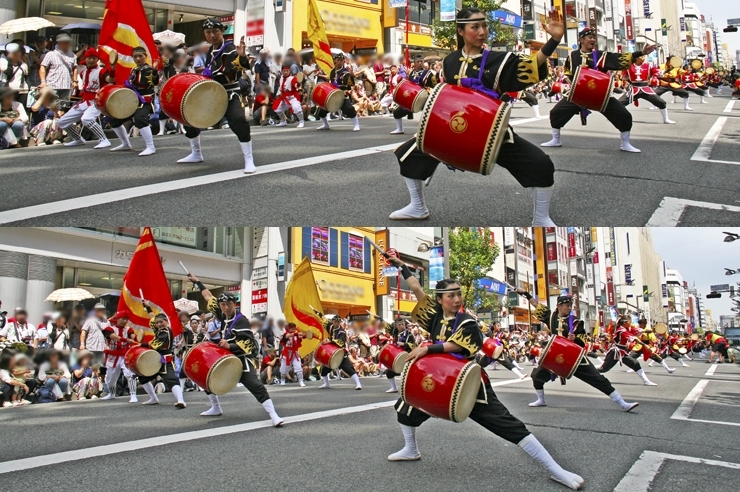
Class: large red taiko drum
311,82,344,113
379,343,408,374
94,85,139,119
160,73,229,129
315,343,344,370
393,79,429,113
183,342,243,395
123,345,161,377
567,66,615,113
400,352,481,423
538,335,585,379
416,83,511,176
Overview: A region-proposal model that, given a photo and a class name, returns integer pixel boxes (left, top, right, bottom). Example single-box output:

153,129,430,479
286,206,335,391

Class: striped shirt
40,49,76,90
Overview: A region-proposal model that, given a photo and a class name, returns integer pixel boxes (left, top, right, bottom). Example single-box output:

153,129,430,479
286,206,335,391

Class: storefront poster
429,245,445,289
374,229,390,296
440,0,455,21
246,0,265,47
151,227,197,248
390,0,407,7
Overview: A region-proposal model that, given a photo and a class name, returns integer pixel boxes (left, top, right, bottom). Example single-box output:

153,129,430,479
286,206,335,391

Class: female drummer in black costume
384,256,584,491
389,8,564,226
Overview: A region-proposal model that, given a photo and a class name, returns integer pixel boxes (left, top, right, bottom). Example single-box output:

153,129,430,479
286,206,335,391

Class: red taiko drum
315,343,344,370
400,353,481,423
124,346,161,377
311,82,344,113
552,82,563,93
393,79,429,113
482,338,503,359
160,73,228,129
183,343,242,395
94,85,139,119
379,344,408,374
567,67,615,113
538,335,585,379
649,77,659,87
529,346,541,358
417,83,511,176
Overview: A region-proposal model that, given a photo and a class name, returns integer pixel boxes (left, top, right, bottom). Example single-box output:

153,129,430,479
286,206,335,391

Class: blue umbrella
61,23,102,32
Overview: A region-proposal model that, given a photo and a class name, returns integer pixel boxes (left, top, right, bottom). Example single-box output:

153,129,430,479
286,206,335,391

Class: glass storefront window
348,234,364,271
311,227,329,264
44,0,108,20
27,0,42,17
408,0,434,26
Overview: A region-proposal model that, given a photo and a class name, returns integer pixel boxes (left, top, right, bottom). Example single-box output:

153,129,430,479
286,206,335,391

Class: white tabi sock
351,116,360,131
389,178,429,220
316,117,330,130
518,434,584,490
296,112,304,128
387,424,421,461
637,369,657,386
684,98,693,111
110,125,132,151
127,377,138,402
541,128,561,147
619,132,641,153
660,359,676,373
529,389,547,407
138,126,156,156
262,399,284,426
660,108,676,124
533,104,542,119
391,118,404,134
141,382,158,405
200,394,223,416
241,141,256,174
609,390,638,411
351,373,362,389
531,187,556,226
319,375,330,388
387,378,398,392
512,367,527,379
171,385,186,407
178,135,203,163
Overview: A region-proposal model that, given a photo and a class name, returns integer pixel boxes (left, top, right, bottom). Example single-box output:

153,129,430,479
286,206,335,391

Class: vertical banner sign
546,242,557,262
522,0,533,21
277,252,285,281
374,229,390,296
643,285,649,302
606,266,616,306
642,0,650,18
571,276,579,316
429,246,445,289
568,228,576,258
440,0,455,21
534,228,548,302
246,0,265,47
625,0,634,40
624,264,632,284
609,228,617,266
589,8,598,31
661,18,667,36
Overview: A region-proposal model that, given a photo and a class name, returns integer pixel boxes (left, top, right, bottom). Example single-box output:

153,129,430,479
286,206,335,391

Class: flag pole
405,0,410,68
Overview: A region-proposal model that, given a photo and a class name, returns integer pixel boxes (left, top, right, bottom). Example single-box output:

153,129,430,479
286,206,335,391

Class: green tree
431,0,520,51
448,228,501,312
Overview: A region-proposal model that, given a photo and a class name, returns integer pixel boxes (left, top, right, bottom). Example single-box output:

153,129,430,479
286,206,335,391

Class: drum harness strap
223,311,252,372
443,312,489,405
204,42,242,101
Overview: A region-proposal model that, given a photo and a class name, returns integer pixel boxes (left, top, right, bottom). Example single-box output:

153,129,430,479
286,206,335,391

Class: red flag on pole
117,228,182,337
98,0,161,85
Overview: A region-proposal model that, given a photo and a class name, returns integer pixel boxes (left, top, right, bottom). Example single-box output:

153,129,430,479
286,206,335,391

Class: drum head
324,90,345,114
392,351,408,374
207,356,243,394
654,323,668,335
328,347,344,370
295,72,305,83
106,88,139,120
705,67,715,75
679,347,688,354
449,362,481,423
181,81,229,129
691,59,703,69
480,101,512,175
411,90,429,113
669,56,683,68
136,350,162,377
491,344,504,360
691,333,700,340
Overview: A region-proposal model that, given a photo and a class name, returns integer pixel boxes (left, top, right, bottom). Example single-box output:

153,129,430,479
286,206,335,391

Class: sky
651,228,739,324
693,0,739,58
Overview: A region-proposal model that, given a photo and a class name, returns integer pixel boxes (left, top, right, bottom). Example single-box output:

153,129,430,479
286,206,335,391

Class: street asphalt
0,93,738,226
1,355,738,491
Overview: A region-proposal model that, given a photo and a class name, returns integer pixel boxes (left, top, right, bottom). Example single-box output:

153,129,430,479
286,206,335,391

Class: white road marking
614,450,740,492
646,197,740,226
0,143,398,224
691,117,726,161
671,379,740,427
706,363,718,376
724,100,736,113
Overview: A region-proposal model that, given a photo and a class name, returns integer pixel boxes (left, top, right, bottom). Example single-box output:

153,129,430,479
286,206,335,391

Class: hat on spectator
190,315,200,321
4,43,20,53
259,48,268,54
250,317,262,325
204,312,214,320
76,349,93,361
55,33,72,43
50,312,61,321
556,295,573,305
14,307,26,315
43,312,53,319
93,303,106,311
35,36,48,42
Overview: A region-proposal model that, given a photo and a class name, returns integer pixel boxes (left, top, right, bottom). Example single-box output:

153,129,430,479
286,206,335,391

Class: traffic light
731,286,736,297
706,292,722,299
724,26,738,33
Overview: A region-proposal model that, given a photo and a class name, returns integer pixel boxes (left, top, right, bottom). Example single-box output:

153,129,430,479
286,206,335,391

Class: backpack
36,385,56,403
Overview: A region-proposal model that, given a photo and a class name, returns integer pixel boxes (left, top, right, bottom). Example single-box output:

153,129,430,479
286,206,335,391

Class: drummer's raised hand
542,9,565,41
237,36,247,57
187,273,199,284
642,44,657,56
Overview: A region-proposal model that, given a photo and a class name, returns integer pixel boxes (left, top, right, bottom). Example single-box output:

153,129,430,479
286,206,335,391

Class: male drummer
138,313,186,408
314,54,360,132
318,315,362,390
390,55,437,135
597,316,657,386
629,320,676,373
384,256,583,490
541,28,656,152
517,289,639,412
58,48,111,149
273,64,305,128
100,310,140,402
618,55,676,124
186,274,283,425
654,58,693,111
107,46,158,156
380,316,415,393
279,323,306,386
177,18,257,174
479,323,528,379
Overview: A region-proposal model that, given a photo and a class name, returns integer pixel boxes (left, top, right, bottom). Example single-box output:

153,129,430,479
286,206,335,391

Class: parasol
154,30,186,47
174,297,199,314
45,288,95,303
0,17,54,35
61,23,101,32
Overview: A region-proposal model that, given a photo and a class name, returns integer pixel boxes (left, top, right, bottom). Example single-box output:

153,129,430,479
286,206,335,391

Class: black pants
185,95,251,142
395,379,531,444
320,355,356,377
598,350,641,373
619,89,667,110
628,349,662,364
519,91,538,107
139,362,180,391
531,358,615,395
109,103,153,130
685,86,706,97
315,97,357,119
392,106,414,120
655,86,690,99
1,379,37,402
497,355,517,371
713,342,729,359
549,97,632,132
395,129,554,188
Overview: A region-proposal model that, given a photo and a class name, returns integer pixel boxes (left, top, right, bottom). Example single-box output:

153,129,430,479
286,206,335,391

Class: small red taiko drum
183,342,243,395
94,85,139,119
379,343,408,374
315,343,345,370
160,73,229,129
393,79,429,113
538,335,585,379
482,337,503,359
529,346,541,358
311,82,345,113
124,345,161,377
567,66,615,113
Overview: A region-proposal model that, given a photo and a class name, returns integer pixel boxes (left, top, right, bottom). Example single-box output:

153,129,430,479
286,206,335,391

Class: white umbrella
0,17,54,35
174,297,199,314
154,30,186,47
45,288,95,303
